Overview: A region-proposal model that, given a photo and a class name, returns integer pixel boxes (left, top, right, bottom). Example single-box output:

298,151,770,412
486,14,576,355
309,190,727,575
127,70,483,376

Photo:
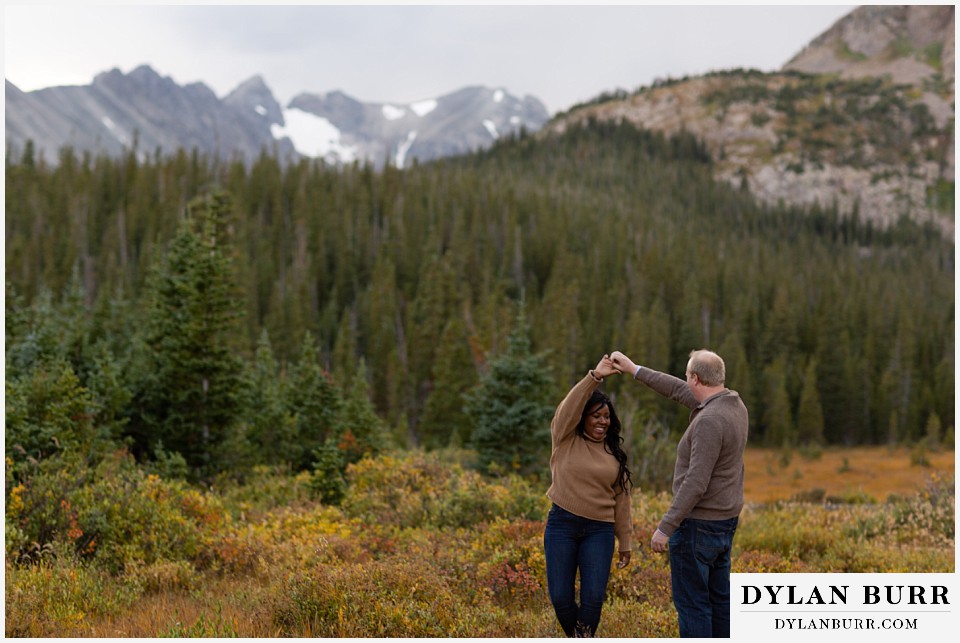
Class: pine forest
5,120,955,636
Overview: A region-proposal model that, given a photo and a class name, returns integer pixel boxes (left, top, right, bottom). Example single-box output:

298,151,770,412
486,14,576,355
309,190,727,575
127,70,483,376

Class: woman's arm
551,355,617,446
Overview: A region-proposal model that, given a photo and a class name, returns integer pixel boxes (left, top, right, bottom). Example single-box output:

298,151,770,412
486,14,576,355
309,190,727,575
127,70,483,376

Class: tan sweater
546,373,633,552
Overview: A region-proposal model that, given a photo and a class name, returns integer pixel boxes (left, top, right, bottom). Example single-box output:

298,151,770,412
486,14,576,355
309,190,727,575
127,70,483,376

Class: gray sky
4,3,856,115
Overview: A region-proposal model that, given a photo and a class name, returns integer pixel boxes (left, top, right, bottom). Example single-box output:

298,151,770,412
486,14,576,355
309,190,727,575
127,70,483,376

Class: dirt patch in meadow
744,446,955,504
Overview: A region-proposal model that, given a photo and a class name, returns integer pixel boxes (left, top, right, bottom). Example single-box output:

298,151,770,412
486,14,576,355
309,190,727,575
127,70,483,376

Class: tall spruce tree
796,359,825,446
419,316,477,449
244,329,298,466
132,191,245,480
287,332,341,470
762,357,794,447
465,305,554,476
333,359,392,464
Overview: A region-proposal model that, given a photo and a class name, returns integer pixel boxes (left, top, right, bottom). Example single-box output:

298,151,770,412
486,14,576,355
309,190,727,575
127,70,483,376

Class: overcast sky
4,3,857,115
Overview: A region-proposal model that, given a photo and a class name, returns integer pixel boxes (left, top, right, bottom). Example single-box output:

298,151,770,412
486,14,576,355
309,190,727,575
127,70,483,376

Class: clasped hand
593,354,619,379
594,352,638,379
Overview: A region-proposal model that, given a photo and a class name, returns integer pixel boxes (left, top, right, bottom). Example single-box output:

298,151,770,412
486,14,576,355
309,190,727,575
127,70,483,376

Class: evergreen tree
331,304,359,383
244,329,298,466
535,246,585,399
762,357,794,447
131,191,245,480
815,316,853,444
310,436,347,505
615,299,672,420
334,359,392,464
5,359,103,476
465,305,554,476
419,316,478,449
924,411,942,451
716,330,755,432
363,255,403,421
796,359,825,446
761,284,798,365
407,253,461,443
287,332,341,470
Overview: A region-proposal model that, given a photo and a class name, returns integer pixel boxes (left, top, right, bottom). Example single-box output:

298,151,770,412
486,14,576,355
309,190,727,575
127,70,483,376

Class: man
611,349,748,638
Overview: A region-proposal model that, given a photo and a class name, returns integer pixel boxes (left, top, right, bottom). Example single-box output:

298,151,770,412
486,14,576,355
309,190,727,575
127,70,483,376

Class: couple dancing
544,350,748,638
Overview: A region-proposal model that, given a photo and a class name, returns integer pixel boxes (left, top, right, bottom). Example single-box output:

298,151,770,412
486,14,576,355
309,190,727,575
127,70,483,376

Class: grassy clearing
5,448,954,637
744,446,954,503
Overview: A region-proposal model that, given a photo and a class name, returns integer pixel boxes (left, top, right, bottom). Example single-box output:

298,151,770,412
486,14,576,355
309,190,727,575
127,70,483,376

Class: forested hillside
5,121,954,485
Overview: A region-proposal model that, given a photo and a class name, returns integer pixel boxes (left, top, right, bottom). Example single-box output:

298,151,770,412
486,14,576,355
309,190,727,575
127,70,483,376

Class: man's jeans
668,516,739,638
544,504,615,637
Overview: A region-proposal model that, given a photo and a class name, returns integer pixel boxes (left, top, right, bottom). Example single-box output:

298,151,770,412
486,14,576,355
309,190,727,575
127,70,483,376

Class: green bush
7,449,229,572
5,360,105,475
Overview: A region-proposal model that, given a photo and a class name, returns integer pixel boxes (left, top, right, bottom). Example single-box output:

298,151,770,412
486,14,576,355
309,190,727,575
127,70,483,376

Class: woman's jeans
544,504,615,637
668,516,739,638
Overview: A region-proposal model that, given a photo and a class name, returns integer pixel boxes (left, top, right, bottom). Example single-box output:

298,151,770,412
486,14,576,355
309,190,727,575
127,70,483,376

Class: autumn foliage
5,448,953,637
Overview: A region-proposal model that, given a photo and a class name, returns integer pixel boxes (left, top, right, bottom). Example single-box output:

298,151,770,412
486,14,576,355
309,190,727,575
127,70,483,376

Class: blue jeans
543,504,615,637
668,516,739,638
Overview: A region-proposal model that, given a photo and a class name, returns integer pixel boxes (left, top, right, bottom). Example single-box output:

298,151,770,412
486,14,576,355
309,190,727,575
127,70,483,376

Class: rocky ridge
546,5,955,236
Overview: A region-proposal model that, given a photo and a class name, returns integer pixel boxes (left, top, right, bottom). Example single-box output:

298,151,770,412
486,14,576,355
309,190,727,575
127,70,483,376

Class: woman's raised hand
593,354,619,379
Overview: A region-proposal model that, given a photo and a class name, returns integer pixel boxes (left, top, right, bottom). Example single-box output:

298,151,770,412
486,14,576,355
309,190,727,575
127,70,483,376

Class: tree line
5,120,954,486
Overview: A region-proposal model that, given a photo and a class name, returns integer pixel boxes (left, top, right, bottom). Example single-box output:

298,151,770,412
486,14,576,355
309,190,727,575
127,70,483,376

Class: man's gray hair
688,350,725,387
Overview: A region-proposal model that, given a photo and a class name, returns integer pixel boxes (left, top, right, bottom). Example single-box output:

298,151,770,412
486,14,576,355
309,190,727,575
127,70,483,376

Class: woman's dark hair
576,390,632,493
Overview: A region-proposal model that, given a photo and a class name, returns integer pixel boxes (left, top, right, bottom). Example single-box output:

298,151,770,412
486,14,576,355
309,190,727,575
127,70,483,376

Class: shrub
7,449,230,572
4,547,140,637
471,519,547,608
270,558,500,637
342,450,547,528
596,598,679,638
214,465,315,519
125,559,200,594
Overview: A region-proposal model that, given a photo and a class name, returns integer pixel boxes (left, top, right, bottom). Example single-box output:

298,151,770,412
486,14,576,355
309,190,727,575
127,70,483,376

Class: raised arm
611,350,698,409
551,355,617,445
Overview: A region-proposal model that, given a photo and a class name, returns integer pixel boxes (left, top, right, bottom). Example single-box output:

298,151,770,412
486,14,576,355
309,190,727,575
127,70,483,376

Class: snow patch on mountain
382,104,406,120
396,131,417,168
101,116,129,144
482,119,499,139
254,105,267,116
411,99,438,117
493,89,504,103
273,108,357,162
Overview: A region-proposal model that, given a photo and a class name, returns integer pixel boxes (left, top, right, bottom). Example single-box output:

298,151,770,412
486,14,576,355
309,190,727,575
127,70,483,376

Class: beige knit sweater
546,373,633,552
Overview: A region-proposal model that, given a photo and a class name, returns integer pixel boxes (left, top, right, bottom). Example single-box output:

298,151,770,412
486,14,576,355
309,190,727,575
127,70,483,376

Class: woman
544,354,633,638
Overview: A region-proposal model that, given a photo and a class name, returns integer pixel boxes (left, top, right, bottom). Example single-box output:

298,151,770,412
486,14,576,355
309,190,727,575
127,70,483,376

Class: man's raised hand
610,351,637,376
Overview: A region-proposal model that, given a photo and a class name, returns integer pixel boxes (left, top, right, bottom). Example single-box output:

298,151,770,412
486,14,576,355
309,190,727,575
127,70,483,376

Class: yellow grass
744,446,955,504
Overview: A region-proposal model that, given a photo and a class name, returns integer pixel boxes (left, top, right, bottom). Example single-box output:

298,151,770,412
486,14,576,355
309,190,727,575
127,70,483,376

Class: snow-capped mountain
280,85,549,168
4,65,550,168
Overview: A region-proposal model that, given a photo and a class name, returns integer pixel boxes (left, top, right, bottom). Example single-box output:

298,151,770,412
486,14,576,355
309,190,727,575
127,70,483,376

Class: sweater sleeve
635,367,699,409
551,373,601,448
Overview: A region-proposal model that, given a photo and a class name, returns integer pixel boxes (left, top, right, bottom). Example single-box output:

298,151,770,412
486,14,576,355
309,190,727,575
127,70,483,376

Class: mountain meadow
5,120,955,636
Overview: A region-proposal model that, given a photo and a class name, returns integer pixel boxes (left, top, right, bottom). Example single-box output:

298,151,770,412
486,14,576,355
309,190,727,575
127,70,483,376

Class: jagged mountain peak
5,64,550,170
225,75,285,126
